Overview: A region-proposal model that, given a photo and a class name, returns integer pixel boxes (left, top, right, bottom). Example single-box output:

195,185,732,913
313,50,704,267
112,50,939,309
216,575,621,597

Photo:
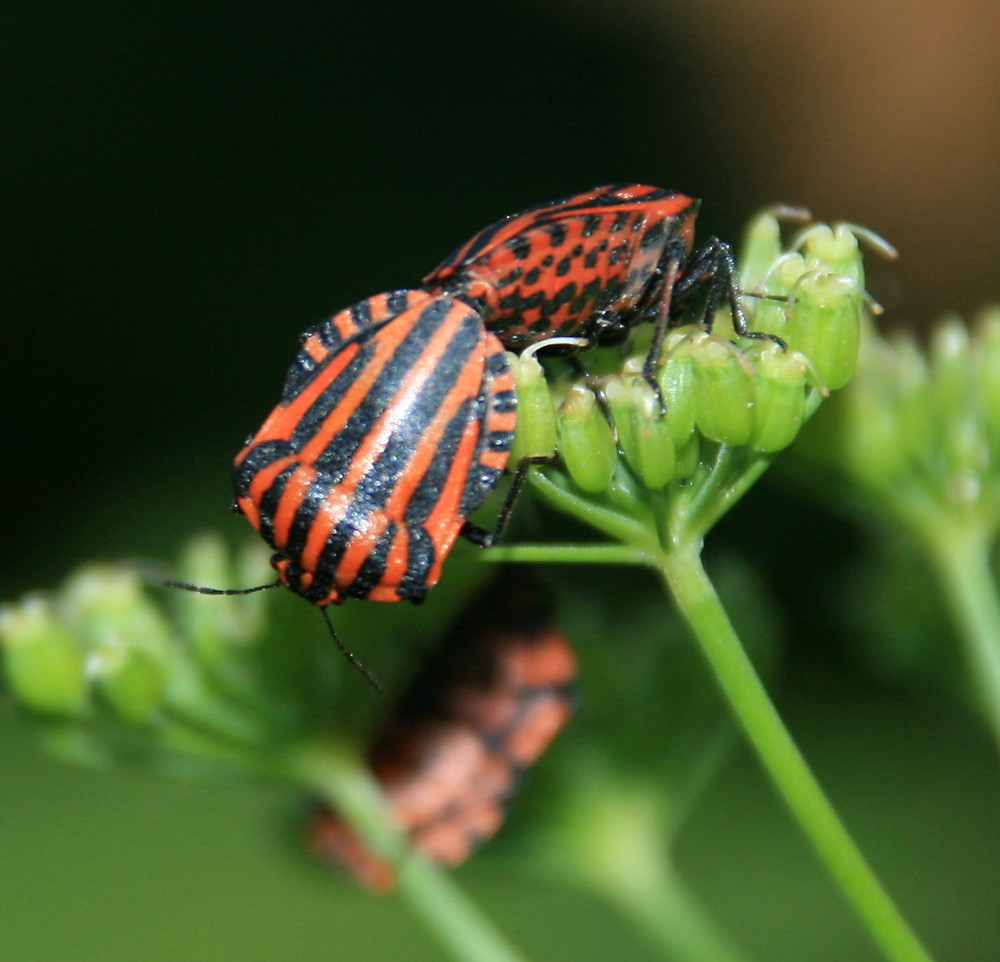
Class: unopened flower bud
749,344,811,452
797,224,866,288
509,351,558,462
928,317,973,415
657,332,699,448
0,597,87,715
64,568,169,723
606,379,676,490
558,384,617,493
692,337,756,446
739,213,785,292
973,309,1000,439
881,334,936,466
785,271,861,390
175,532,271,662
747,253,808,346
673,433,701,481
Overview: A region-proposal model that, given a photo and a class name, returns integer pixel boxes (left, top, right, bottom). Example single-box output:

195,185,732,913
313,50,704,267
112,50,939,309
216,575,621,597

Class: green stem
920,521,1000,754
659,544,936,962
290,741,530,962
483,543,653,566
553,764,753,962
601,857,754,962
526,470,654,547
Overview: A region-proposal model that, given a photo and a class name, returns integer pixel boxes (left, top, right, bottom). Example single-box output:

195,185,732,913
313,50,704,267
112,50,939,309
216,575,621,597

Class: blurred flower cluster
816,309,1000,535
796,306,1000,754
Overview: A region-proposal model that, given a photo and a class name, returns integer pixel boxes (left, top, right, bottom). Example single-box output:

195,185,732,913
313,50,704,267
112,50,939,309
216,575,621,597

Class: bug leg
676,238,786,349
460,456,552,548
640,256,685,415
565,353,618,429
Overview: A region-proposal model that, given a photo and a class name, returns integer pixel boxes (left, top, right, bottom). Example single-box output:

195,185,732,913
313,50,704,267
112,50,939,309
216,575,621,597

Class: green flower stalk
489,211,935,962
800,307,1000,754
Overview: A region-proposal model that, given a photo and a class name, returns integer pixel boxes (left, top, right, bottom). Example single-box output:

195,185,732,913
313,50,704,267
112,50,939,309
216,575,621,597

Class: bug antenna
320,606,384,695
161,579,283,596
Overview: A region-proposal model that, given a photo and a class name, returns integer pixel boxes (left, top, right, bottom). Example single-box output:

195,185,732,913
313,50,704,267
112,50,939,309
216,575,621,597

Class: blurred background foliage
4,2,1000,960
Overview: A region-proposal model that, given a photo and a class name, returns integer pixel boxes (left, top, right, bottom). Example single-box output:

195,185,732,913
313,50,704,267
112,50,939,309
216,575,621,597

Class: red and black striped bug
233,289,516,606
424,184,770,393
308,576,577,891
233,185,763,611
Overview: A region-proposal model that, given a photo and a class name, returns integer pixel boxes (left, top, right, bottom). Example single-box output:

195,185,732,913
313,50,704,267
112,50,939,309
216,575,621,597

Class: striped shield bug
308,576,576,891
231,186,770,614
424,184,774,397
232,290,517,606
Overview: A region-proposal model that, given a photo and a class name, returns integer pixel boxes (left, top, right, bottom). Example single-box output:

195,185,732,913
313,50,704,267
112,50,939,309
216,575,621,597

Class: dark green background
4,3,1000,960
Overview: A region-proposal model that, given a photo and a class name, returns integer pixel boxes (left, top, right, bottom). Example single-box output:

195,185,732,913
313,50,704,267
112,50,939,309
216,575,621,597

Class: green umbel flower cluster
0,535,291,773
798,307,1000,758
827,310,1000,532
507,211,873,546
1,567,171,721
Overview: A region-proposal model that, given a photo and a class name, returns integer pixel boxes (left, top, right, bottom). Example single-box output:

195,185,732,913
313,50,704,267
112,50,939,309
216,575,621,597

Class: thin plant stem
289,740,530,962
546,752,753,962
484,543,653,566
658,543,937,962
920,521,1000,754
571,786,755,962
525,470,654,547
600,856,754,962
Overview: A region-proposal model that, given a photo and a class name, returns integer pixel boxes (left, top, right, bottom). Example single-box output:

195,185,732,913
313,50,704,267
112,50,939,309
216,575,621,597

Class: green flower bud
509,350,558,462
842,380,910,487
785,271,861,391
64,568,170,723
673,433,701,481
928,317,973,415
796,223,866,288
174,532,270,663
927,323,990,488
604,376,636,461
558,384,618,493
880,333,936,470
97,647,168,725
740,206,812,292
746,253,808,346
0,597,87,715
839,330,958,492
655,331,699,448
692,336,756,446
973,308,1000,440
739,213,785,292
748,343,811,452
606,378,676,489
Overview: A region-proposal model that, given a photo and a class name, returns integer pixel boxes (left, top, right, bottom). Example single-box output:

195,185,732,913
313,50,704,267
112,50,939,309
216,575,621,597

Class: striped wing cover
233,290,515,604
